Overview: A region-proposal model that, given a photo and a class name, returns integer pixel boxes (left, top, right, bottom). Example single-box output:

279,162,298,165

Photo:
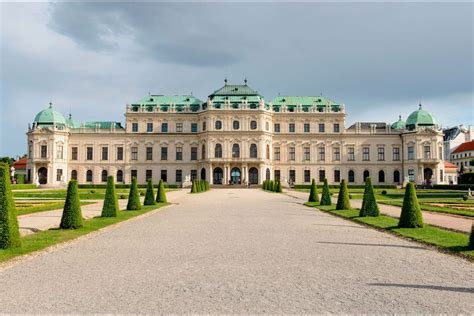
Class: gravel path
0,189,472,313
287,190,474,233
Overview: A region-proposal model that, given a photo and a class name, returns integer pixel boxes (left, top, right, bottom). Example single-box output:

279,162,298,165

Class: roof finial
419,103,422,110
224,77,227,85
399,114,402,120
244,77,247,85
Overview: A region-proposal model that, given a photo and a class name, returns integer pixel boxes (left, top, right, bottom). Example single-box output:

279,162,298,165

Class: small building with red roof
451,140,474,172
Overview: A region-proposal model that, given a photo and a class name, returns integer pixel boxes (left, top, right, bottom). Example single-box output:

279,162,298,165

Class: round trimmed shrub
90,190,96,194
381,190,388,195
120,194,126,199
60,180,83,229
0,163,21,249
463,195,469,201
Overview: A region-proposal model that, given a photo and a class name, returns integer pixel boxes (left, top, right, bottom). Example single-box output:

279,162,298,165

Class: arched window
215,144,222,158
101,170,108,182
86,170,93,182
250,120,257,130
250,144,257,158
71,170,77,180
266,144,270,159
215,120,222,130
202,144,206,159
117,170,123,183
348,170,355,183
378,170,385,183
363,170,370,182
393,170,400,183
232,144,240,158
233,120,240,130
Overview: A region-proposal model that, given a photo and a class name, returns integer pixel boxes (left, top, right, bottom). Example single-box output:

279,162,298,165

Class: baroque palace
26,81,445,187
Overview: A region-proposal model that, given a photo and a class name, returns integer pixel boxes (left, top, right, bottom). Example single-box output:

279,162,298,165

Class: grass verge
0,203,168,264
16,201,94,216
304,202,474,261
379,200,474,218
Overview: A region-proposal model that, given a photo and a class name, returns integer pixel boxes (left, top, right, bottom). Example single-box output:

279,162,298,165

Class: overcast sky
1,2,473,157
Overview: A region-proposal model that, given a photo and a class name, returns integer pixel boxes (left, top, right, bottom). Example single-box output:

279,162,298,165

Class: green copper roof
66,114,81,128
83,121,123,129
131,95,203,106
34,103,66,126
210,83,261,97
271,96,340,112
390,115,406,130
406,104,438,130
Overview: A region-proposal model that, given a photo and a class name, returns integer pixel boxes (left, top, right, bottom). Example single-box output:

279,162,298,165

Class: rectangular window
176,123,183,132
304,147,310,161
393,147,400,161
334,170,341,183
161,123,168,133
333,123,340,133
202,121,206,131
191,147,197,161
274,170,281,181
289,147,295,161
363,147,370,161
334,147,340,161
319,170,326,182
117,147,123,161
86,147,93,160
71,147,78,160
56,145,63,159
146,147,153,160
274,123,280,133
175,147,183,160
319,147,325,161
132,123,138,132
304,123,310,133
161,147,168,160
28,144,32,159
191,170,197,181
424,146,431,159
408,169,415,182
131,147,138,160
319,123,325,133
131,169,137,180
146,169,152,181
274,147,281,161
176,169,182,183
289,123,295,133
146,122,153,133
289,170,296,183
102,147,108,161
41,145,48,158
377,147,385,161
160,170,167,182
348,147,355,161
304,170,311,183
191,123,198,133
56,169,62,181
408,146,414,160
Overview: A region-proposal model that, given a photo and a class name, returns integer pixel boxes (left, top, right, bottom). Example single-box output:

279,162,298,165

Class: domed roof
33,103,66,127
391,115,406,130
66,114,80,128
406,104,438,130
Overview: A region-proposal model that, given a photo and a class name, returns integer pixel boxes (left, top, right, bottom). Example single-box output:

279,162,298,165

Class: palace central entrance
230,167,241,184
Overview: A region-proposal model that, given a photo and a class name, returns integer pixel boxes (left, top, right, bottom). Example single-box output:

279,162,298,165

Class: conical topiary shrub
205,180,210,191
126,177,141,210
469,224,474,250
200,180,205,192
262,180,267,190
0,163,21,249
320,178,332,206
398,182,423,228
191,180,197,193
359,177,379,217
60,180,83,229
277,180,282,193
272,179,278,192
156,179,167,203
269,180,274,192
144,179,156,205
101,176,119,217
336,179,351,210
308,179,319,203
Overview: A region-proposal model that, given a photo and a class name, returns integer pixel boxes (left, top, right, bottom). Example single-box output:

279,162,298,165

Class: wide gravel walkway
0,189,472,313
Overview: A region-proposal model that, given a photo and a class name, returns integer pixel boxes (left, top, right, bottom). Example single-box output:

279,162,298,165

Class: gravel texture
0,188,472,313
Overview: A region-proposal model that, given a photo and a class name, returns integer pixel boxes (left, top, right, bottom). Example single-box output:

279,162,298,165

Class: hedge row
78,183,180,189
432,184,474,191
191,179,209,193
263,179,282,192
295,184,397,190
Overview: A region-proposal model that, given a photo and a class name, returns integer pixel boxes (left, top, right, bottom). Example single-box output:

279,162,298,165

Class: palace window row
289,169,401,184
273,123,340,133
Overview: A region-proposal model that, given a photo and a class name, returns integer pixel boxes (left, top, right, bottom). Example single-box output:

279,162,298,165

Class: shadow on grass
317,241,425,250
367,283,474,294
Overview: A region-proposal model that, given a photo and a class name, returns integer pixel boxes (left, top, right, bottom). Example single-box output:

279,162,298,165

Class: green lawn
13,188,179,200
304,203,474,261
15,201,95,216
379,200,474,218
0,203,168,264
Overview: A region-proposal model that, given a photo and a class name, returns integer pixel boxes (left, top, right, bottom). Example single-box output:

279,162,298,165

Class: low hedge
294,184,397,190
78,183,179,189
432,184,474,191
11,184,37,190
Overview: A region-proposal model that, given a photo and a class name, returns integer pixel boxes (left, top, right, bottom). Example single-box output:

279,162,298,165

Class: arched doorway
38,167,48,184
424,168,433,185
249,167,258,184
393,170,400,184
213,167,223,185
230,167,241,184
201,168,206,180
363,170,370,182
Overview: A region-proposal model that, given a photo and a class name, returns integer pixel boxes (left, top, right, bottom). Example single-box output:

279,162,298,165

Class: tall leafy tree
0,163,21,248
336,179,351,210
101,176,119,217
398,182,424,228
359,177,379,217
60,180,83,229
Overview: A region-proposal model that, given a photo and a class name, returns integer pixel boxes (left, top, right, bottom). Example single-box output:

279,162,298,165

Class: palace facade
26,81,445,187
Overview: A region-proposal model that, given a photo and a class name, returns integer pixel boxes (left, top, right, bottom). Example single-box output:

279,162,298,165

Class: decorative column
209,163,213,184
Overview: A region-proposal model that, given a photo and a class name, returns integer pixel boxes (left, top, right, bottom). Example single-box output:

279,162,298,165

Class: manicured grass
16,201,94,216
304,202,474,260
13,188,179,200
11,184,38,190
379,200,474,218
0,203,168,264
